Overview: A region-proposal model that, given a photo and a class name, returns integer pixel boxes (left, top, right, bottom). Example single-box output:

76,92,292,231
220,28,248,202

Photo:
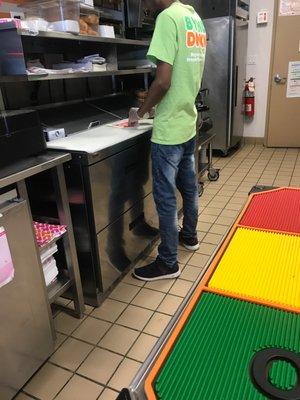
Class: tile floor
17,144,300,400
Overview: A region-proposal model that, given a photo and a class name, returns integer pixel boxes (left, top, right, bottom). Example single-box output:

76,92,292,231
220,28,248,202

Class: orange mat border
144,187,300,400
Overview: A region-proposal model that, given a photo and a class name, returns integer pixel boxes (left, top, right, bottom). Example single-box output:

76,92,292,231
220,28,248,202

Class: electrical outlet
248,55,258,66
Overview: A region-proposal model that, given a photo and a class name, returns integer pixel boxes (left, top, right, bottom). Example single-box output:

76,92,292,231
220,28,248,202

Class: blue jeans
152,137,198,268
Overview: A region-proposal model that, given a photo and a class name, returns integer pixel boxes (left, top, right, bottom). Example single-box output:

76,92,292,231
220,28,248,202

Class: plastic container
22,3,49,31
43,0,80,33
99,24,115,38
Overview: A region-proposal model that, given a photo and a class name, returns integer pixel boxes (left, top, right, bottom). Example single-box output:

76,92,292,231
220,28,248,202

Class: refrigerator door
231,18,248,147
0,200,53,400
202,17,231,152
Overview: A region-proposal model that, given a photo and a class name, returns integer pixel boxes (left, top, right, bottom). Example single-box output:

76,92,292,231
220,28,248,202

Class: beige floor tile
188,253,210,268
54,313,86,335
181,265,203,281
144,312,172,337
98,389,119,400
201,208,222,217
198,214,218,223
209,224,229,235
14,394,34,400
177,249,193,264
50,337,93,371
91,299,127,323
128,333,158,362
131,288,165,310
145,279,174,293
169,279,193,297
116,305,153,330
72,317,111,345
109,358,141,391
55,375,103,400
221,209,239,218
225,203,242,211
215,216,235,226
204,233,222,245
197,231,207,242
99,324,139,355
54,333,68,351
197,242,217,256
84,305,95,315
109,283,140,303
78,348,122,385
24,363,72,400
122,271,145,287
196,221,212,232
157,294,183,315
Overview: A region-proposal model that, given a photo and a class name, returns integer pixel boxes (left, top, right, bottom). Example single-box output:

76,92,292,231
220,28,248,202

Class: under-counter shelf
0,67,154,82
18,29,150,46
47,274,72,304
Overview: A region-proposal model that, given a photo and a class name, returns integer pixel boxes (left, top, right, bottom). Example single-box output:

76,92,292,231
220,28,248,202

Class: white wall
244,0,275,138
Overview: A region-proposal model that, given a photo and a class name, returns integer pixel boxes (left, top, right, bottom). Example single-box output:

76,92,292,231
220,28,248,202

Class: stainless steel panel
89,138,152,233
97,193,158,291
202,17,231,151
0,200,53,399
231,18,248,146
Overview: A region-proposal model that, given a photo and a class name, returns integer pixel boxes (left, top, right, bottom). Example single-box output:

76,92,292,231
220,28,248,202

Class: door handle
274,74,287,84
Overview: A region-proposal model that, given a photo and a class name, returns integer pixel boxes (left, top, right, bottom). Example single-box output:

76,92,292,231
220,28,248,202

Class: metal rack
0,152,85,320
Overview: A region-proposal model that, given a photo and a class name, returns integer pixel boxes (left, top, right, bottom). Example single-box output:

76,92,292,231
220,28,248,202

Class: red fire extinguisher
244,78,255,118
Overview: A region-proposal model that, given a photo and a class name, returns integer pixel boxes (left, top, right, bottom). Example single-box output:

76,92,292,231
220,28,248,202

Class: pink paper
113,120,130,128
0,227,14,288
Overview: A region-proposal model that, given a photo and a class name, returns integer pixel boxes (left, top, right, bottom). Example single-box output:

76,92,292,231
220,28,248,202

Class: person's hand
149,107,155,119
128,108,141,127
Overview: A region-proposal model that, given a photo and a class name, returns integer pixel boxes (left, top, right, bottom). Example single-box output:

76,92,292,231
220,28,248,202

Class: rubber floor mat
239,188,300,234
208,227,300,311
154,293,300,400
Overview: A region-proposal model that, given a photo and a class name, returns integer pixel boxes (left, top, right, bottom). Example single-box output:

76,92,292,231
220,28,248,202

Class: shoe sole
132,270,181,282
180,242,200,252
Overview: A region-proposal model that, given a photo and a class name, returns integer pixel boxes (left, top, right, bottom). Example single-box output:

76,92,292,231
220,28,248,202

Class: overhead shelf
0,67,154,82
18,29,150,46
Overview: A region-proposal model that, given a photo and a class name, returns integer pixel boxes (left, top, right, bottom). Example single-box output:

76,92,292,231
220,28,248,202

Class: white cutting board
47,119,153,154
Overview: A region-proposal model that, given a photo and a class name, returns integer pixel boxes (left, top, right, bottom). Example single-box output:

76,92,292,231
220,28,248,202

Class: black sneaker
179,230,200,252
133,259,180,282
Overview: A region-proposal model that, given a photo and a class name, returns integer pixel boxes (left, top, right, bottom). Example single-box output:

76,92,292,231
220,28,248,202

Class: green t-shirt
147,1,206,145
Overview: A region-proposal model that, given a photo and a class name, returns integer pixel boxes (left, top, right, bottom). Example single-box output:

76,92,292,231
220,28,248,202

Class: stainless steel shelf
0,68,154,82
47,274,72,304
18,29,150,46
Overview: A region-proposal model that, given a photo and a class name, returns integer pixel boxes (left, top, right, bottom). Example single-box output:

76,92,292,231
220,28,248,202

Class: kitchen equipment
0,194,53,400
0,110,46,169
198,0,249,155
42,0,80,33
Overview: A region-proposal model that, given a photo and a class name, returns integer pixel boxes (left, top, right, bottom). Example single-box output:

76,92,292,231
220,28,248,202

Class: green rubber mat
155,293,300,400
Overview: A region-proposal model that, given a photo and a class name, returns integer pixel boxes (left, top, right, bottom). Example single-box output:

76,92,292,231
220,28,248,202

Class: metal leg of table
17,179,56,338
208,142,213,170
51,165,85,318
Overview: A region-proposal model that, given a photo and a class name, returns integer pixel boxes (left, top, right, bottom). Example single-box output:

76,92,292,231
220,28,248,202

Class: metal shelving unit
0,67,153,82
18,29,150,46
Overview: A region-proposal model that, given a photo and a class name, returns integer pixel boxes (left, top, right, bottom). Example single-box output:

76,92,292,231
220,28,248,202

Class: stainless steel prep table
43,119,161,306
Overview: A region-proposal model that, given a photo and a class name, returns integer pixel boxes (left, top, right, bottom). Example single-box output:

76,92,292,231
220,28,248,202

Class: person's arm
128,62,172,125
128,12,177,126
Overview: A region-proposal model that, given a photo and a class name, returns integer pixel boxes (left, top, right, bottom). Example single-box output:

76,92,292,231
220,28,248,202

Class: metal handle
274,74,287,84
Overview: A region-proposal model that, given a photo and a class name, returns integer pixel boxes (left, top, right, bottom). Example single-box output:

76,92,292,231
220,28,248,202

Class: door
266,1,300,147
0,199,53,399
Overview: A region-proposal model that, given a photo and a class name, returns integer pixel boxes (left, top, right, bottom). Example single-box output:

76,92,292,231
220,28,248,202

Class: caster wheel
198,184,204,197
208,170,220,182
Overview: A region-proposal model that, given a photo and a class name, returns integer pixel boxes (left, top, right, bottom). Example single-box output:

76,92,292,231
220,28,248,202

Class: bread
82,14,99,25
79,18,88,33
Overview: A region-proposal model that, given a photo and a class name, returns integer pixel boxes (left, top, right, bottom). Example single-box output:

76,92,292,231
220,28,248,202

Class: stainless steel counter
0,152,71,189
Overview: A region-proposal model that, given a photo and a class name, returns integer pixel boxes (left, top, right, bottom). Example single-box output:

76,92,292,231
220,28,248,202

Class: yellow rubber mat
208,227,300,311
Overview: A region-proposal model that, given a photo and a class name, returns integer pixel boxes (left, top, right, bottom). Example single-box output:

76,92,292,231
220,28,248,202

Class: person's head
143,0,175,15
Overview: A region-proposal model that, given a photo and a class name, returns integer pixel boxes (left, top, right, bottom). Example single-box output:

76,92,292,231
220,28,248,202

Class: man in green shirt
129,0,206,281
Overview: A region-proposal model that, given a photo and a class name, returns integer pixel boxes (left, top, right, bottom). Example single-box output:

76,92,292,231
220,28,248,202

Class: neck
162,0,177,9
